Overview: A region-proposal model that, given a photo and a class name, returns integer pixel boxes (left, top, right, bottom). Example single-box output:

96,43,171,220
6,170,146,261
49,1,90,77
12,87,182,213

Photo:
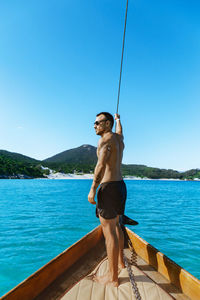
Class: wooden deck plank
61,252,175,300
126,229,199,300
34,238,106,300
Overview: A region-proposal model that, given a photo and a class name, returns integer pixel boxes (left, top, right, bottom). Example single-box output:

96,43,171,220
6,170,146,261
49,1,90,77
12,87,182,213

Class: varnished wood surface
124,249,189,300
126,228,200,300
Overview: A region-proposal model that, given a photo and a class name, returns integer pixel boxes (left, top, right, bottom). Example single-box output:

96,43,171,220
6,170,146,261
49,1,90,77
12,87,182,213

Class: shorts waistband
100,180,124,187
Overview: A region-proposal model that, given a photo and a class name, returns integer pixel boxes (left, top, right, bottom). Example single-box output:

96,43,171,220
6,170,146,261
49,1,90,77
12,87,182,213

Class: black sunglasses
94,119,107,126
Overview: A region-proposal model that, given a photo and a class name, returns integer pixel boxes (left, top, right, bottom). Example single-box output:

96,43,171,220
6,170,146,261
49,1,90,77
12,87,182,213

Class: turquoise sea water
0,179,200,296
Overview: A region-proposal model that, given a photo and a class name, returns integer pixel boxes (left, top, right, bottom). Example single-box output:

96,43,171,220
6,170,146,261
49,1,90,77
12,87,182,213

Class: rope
123,253,142,300
116,0,129,114
121,224,142,300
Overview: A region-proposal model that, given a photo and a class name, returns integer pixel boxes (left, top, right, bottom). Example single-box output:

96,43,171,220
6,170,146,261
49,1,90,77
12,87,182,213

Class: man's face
94,114,108,135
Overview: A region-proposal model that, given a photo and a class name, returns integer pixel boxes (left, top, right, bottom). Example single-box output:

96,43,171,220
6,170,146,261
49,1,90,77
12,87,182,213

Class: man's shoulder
97,134,113,149
101,133,115,144
100,133,123,144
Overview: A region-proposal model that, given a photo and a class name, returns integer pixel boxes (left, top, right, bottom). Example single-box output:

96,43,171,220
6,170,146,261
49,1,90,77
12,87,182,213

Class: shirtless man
88,112,127,287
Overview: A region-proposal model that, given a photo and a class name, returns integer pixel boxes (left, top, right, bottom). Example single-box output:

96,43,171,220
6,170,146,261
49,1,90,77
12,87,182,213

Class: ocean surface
0,179,200,296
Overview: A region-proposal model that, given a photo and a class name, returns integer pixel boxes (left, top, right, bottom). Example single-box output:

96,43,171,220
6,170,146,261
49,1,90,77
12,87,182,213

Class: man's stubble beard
95,129,103,136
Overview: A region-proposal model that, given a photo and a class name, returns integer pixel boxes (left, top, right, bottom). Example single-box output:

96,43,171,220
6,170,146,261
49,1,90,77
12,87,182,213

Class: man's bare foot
93,273,119,287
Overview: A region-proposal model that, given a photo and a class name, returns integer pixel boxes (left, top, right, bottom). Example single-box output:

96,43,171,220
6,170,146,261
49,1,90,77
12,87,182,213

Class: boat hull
1,226,200,300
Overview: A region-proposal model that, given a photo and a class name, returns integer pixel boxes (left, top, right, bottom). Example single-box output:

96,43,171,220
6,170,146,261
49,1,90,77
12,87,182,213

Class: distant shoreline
43,172,200,181
1,146,199,180
1,173,200,181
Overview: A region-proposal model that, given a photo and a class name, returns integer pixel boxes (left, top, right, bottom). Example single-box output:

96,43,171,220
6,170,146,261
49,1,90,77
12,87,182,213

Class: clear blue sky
1,0,200,171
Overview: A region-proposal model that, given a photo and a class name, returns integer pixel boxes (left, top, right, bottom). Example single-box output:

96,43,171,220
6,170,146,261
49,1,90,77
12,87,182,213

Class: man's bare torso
97,132,124,183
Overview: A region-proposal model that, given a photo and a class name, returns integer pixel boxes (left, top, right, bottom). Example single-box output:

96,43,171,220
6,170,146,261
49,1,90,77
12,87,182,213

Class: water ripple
0,179,199,296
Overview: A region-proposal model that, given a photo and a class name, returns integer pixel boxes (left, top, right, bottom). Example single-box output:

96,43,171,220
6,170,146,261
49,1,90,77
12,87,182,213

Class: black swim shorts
96,180,127,220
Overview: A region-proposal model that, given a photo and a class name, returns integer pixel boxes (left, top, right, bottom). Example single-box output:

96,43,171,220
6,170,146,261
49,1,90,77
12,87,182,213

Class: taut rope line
116,0,129,114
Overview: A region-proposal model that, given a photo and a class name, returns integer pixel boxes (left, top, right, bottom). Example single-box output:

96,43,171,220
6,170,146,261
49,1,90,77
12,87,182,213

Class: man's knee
100,217,117,234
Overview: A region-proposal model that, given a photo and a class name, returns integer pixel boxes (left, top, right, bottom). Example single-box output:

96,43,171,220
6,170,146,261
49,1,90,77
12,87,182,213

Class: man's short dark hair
96,112,114,129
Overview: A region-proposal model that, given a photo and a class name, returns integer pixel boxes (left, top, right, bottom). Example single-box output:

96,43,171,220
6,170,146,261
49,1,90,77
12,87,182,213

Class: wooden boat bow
1,226,200,300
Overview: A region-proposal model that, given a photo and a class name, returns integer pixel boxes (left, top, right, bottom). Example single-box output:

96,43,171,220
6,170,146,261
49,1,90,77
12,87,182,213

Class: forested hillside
0,151,44,178
0,146,200,180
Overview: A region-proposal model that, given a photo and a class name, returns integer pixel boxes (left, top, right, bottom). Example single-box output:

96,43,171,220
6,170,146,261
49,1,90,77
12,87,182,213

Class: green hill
42,145,200,180
0,150,44,179
121,164,181,179
181,169,200,180
0,146,199,180
0,150,39,164
42,144,97,174
44,144,97,164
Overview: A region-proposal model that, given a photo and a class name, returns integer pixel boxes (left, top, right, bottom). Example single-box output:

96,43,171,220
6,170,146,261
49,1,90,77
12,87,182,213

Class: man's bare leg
116,215,125,270
94,215,119,287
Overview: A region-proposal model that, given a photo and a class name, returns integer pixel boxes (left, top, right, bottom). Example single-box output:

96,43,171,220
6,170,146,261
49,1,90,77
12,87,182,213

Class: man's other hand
88,188,96,204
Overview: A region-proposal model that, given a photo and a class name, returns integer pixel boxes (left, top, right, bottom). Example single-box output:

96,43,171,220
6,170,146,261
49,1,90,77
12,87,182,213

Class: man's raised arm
115,114,123,135
88,142,111,204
